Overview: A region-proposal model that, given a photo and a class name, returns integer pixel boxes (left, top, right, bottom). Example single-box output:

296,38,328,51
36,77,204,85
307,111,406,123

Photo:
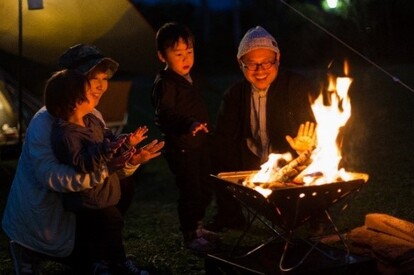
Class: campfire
243,60,368,197
211,62,370,272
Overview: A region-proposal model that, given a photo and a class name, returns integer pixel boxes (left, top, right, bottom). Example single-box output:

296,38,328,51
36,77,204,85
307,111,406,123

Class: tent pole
18,0,23,147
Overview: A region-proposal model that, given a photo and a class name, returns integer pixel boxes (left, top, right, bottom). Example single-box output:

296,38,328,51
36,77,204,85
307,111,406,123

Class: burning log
260,150,312,189
293,170,322,185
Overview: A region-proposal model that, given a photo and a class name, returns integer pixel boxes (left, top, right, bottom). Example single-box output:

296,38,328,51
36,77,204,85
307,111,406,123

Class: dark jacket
151,69,210,151
51,114,122,211
213,69,317,172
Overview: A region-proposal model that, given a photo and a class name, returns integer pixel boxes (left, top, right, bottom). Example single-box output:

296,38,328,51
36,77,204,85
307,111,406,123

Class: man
207,26,317,232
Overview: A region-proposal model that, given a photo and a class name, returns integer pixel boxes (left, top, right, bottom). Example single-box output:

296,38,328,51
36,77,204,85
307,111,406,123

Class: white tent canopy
0,0,160,75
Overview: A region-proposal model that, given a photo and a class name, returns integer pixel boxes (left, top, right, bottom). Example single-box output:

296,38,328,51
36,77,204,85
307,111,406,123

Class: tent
0,0,160,75
0,66,40,148
0,1,162,154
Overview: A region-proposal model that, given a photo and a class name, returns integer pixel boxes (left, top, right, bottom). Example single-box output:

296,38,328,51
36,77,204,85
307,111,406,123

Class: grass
1,64,414,274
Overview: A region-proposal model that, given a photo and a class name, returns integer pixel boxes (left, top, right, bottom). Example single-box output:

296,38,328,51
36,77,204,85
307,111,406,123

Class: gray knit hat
237,26,280,60
59,44,119,78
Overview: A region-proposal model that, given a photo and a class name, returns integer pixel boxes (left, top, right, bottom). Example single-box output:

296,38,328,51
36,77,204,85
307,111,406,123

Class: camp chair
96,80,132,135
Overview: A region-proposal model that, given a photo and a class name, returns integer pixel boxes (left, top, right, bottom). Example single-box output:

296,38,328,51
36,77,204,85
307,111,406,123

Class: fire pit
211,171,368,271
208,61,370,272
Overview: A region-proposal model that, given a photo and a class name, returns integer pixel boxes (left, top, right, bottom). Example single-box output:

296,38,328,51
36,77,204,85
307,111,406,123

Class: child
45,69,149,274
151,22,218,254
46,69,147,209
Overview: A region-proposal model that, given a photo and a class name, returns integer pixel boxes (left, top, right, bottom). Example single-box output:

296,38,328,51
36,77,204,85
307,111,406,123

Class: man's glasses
240,59,278,71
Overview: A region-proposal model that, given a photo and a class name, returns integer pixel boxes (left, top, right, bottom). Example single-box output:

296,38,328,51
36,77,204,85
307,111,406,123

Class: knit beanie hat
59,44,119,78
237,26,280,60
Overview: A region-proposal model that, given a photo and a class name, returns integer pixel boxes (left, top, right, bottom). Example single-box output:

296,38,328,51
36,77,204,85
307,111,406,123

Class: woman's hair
156,22,194,57
87,61,114,79
44,69,89,120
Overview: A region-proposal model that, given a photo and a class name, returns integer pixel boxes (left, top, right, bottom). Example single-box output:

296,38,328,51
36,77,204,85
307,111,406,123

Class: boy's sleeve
30,109,108,193
116,162,140,179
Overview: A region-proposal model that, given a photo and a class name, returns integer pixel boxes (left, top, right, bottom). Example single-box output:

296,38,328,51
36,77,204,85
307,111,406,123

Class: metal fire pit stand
212,171,367,272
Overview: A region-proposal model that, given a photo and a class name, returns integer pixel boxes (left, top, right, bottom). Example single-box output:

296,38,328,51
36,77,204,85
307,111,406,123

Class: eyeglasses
240,59,279,71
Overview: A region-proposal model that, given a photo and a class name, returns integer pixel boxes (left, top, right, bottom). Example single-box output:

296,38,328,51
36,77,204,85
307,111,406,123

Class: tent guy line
279,0,414,95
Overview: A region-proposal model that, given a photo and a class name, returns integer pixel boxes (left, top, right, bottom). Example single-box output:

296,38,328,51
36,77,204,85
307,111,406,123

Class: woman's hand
129,139,165,165
285,121,317,153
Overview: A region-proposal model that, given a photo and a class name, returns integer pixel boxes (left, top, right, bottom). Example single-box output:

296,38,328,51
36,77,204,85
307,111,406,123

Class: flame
241,61,369,197
243,153,292,197
248,153,292,183
343,59,349,76
300,61,353,185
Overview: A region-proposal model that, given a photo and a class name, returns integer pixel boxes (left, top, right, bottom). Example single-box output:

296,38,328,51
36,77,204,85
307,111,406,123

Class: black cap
58,44,119,78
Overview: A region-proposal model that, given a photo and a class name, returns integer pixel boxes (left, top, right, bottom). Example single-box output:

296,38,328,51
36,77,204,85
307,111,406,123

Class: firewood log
348,225,414,263
261,150,312,188
365,213,414,244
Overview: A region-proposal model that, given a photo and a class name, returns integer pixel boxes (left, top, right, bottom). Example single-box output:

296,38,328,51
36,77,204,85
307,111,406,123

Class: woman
2,44,163,274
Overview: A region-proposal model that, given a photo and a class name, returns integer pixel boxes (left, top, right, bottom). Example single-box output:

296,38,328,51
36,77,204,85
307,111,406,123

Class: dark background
1,0,414,273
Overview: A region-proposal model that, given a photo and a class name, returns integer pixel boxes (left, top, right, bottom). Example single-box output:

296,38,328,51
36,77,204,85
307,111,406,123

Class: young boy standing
151,22,218,254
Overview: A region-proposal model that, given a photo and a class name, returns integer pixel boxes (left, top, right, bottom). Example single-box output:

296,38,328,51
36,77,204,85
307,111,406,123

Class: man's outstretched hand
285,121,317,153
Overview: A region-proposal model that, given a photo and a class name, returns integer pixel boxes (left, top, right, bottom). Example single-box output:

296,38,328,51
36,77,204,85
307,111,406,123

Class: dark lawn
1,65,414,274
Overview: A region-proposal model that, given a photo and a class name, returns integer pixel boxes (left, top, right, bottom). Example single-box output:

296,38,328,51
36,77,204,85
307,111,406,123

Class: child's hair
156,22,194,57
44,69,89,120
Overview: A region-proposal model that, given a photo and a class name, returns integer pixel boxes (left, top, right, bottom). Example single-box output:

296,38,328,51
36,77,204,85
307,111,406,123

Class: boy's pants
165,148,213,233
73,206,126,266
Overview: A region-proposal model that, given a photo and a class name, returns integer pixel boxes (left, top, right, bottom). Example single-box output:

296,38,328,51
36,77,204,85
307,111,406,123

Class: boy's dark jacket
52,114,130,211
151,69,210,151
213,69,317,172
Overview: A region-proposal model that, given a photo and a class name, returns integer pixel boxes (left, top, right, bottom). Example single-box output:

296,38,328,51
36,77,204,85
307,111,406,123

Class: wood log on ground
365,213,414,244
347,214,414,274
347,225,414,263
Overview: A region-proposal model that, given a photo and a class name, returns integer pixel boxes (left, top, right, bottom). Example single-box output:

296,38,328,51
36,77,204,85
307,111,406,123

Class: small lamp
28,0,43,10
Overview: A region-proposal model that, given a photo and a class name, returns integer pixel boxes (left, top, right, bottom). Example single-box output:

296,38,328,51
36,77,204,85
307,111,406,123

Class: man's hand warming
285,121,317,153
